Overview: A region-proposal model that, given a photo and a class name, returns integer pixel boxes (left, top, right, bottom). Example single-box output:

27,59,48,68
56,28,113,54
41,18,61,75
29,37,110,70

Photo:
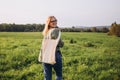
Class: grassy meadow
0,32,120,80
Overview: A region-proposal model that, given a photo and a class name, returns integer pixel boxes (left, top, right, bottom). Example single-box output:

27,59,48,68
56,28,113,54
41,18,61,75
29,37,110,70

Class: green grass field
0,32,120,80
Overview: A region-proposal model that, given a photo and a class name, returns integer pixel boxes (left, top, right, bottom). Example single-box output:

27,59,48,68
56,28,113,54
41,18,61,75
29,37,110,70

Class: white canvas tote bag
38,28,61,64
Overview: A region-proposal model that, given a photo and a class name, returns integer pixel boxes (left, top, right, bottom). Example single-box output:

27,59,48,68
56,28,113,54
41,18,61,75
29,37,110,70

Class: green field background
0,32,120,80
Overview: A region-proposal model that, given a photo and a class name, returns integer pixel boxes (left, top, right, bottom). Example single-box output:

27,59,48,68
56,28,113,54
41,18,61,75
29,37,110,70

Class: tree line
61,27,109,33
0,23,109,32
0,22,120,37
0,23,45,32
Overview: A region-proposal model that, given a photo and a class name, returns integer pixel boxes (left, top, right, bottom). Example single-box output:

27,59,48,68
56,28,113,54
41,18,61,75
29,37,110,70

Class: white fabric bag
38,28,61,64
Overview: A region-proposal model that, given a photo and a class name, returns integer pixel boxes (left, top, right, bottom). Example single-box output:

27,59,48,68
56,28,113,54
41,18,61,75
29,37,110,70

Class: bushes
69,38,77,44
83,41,95,47
108,22,120,37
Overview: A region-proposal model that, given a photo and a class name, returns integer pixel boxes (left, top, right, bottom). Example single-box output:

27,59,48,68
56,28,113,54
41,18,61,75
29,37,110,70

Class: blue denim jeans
43,51,62,80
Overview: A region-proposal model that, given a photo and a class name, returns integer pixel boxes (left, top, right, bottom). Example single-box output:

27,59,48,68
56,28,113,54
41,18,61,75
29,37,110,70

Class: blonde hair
42,16,57,36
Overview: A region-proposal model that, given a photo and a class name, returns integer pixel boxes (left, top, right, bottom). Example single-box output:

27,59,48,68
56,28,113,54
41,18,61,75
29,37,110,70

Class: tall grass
0,32,120,80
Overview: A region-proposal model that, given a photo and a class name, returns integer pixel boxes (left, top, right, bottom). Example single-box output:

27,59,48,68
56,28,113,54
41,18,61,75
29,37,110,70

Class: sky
0,0,120,27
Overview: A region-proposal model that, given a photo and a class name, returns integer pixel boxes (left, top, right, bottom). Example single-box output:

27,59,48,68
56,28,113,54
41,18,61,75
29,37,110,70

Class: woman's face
49,17,57,28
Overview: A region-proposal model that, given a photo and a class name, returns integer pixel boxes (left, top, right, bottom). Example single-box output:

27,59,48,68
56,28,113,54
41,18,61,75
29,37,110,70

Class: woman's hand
46,17,51,26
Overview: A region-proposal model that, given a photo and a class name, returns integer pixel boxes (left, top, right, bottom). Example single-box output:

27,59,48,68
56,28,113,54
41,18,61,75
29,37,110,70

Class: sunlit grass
0,32,120,80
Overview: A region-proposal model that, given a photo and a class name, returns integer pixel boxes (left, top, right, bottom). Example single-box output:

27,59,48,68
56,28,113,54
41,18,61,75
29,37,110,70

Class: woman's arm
57,39,64,48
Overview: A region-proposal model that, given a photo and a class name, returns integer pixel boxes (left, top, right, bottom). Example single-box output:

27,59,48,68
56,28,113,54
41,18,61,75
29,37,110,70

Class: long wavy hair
42,16,57,36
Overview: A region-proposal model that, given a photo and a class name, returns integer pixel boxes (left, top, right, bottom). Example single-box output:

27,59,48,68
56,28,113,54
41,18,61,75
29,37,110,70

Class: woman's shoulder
50,28,61,39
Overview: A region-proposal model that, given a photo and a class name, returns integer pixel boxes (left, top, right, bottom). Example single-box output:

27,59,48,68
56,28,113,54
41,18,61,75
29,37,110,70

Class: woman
42,16,64,80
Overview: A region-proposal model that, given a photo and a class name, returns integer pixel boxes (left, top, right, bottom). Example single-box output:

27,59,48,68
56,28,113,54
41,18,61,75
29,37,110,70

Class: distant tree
86,28,91,32
80,28,84,32
72,26,75,28
108,22,120,37
101,27,109,33
91,27,97,32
